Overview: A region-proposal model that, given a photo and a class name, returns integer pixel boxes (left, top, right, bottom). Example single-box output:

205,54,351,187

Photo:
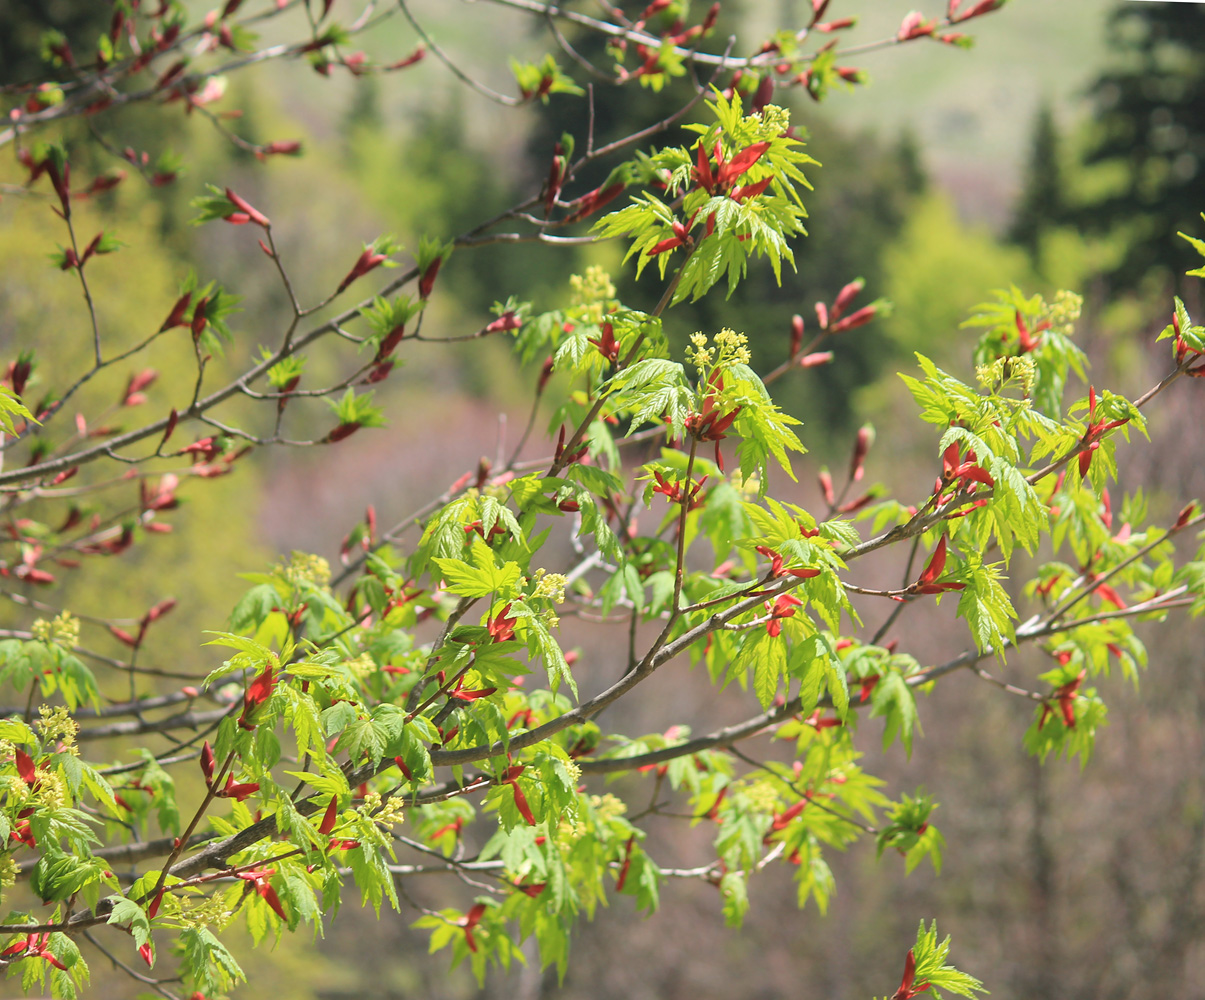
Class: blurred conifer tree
1078,3,1205,290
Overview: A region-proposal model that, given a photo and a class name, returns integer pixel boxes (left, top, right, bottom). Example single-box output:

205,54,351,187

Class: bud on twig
849,424,874,482
790,314,804,356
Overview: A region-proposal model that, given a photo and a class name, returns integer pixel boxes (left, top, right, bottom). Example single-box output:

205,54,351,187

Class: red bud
831,278,864,320
1174,502,1197,529
799,351,832,368
225,188,270,228
790,314,804,355
849,425,874,482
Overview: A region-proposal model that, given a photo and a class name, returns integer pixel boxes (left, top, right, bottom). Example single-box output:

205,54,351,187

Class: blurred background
2,1,1205,997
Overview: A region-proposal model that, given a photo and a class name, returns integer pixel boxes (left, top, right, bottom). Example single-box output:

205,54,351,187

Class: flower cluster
1047,289,1083,336
689,328,752,376
283,551,331,588
532,570,567,604
30,611,79,647
36,705,79,755
0,854,18,890
589,793,627,821
344,653,376,679
976,354,1036,393
569,265,616,324
367,792,406,829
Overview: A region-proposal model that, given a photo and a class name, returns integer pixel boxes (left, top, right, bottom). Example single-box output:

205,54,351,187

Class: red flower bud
799,351,833,368
318,794,339,836
1174,502,1198,529
225,188,270,228
818,468,835,506
831,303,878,333
849,424,874,481
259,139,303,158
190,296,209,341
418,256,442,300
831,278,864,320
790,314,805,355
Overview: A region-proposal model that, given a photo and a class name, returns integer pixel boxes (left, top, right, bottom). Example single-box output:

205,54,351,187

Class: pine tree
1078,3,1205,289
1008,103,1064,261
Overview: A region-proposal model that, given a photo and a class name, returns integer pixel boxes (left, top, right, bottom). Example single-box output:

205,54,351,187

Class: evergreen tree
1078,3,1205,289
1008,103,1064,260
0,0,109,86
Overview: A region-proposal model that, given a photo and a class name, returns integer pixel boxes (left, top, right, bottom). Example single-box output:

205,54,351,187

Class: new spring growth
688,328,751,375
223,188,269,228
569,266,615,325
122,368,158,406
36,705,79,756
765,594,803,637
238,665,276,731
909,535,965,596
31,610,79,648
109,598,177,649
237,868,287,921
460,903,488,952
1039,669,1086,730
531,569,567,604
976,354,1036,393
789,314,805,356
283,550,331,587
948,0,1008,23
849,424,874,482
687,346,745,472
891,949,929,1000
1078,385,1130,479
815,277,887,334
503,764,536,825
588,322,621,363
337,236,399,294
1,933,67,971
562,178,627,223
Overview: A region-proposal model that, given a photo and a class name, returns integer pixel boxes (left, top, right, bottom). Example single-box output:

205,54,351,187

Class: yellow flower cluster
37,705,79,755
741,780,780,815
31,611,79,648
569,266,616,324
0,854,18,890
976,354,1037,393
690,328,752,374
715,328,752,366
532,570,567,604
344,653,376,680
557,816,589,844
371,794,406,829
589,792,627,822
284,551,331,588
570,265,616,304
760,105,790,136
688,331,715,372
1048,289,1083,336
33,769,66,810
177,891,236,931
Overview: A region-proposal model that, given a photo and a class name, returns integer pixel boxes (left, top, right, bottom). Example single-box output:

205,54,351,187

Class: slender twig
397,0,523,106
730,746,878,835
81,930,183,1000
